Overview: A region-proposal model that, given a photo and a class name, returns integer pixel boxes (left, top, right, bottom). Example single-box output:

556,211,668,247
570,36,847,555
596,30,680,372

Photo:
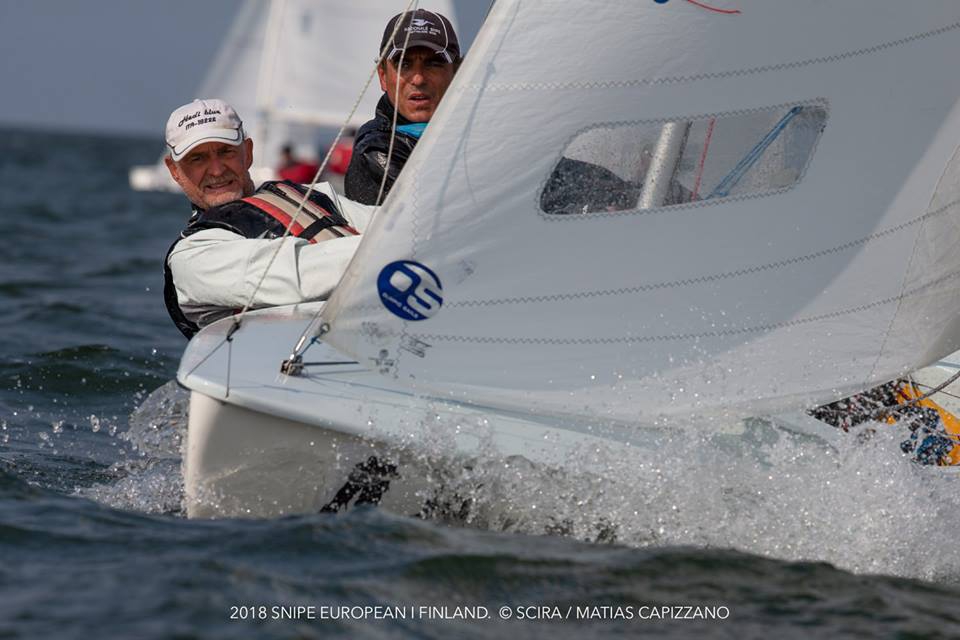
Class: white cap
165,98,244,161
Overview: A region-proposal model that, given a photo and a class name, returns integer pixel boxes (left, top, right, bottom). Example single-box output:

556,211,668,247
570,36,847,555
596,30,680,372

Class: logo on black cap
381,9,461,64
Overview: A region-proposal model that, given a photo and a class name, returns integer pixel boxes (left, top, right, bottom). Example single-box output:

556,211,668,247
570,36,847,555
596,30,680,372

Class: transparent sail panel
541,103,828,215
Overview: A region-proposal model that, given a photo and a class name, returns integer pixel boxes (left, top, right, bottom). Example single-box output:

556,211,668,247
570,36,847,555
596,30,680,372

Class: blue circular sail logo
377,260,443,321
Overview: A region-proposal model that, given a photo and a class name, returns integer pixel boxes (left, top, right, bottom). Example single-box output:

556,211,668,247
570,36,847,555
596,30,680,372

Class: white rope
873,370,960,420
282,0,422,364
812,370,960,428
229,0,420,340
375,6,417,206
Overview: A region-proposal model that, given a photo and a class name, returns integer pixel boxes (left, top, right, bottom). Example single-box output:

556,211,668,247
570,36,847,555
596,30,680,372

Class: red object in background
326,138,354,175
278,162,321,183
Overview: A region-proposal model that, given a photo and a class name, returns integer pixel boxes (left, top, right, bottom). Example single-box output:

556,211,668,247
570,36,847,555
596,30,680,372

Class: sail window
541,103,828,215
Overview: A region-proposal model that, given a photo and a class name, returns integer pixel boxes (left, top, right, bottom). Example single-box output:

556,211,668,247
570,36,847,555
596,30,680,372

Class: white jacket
167,182,376,329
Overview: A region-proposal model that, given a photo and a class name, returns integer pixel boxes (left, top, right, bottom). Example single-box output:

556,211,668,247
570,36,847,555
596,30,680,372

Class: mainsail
320,0,960,423
129,0,457,191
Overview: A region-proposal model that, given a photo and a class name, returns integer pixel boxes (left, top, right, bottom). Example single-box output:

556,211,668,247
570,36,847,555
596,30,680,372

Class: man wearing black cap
344,9,460,205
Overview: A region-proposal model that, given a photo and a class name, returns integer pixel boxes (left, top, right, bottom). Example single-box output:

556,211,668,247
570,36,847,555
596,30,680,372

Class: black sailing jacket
344,94,420,205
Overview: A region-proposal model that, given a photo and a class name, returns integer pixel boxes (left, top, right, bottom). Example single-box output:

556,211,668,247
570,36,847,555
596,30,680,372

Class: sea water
1,126,958,639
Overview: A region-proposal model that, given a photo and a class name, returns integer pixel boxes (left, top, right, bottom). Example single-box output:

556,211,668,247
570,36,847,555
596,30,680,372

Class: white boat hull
179,304,674,520
185,392,435,518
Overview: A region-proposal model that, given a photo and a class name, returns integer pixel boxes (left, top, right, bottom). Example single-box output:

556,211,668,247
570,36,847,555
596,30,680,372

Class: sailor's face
165,139,255,209
379,47,456,123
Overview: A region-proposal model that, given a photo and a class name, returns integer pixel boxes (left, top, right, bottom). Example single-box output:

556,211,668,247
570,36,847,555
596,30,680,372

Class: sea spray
77,381,188,514
74,378,960,582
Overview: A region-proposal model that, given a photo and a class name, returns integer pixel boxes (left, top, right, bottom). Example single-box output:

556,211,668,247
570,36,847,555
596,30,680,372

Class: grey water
1,126,959,639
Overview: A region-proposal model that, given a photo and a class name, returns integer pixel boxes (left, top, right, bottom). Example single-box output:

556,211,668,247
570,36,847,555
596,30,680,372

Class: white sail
193,0,269,136
233,0,455,167
130,0,458,190
320,0,960,424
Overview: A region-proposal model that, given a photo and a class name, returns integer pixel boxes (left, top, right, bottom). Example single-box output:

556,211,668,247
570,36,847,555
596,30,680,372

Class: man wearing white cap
162,98,375,338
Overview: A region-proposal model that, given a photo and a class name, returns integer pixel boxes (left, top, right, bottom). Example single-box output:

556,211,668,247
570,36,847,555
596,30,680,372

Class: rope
223,0,419,348
375,2,418,207
872,369,960,420
707,106,801,199
812,368,960,427
282,0,420,368
183,333,229,379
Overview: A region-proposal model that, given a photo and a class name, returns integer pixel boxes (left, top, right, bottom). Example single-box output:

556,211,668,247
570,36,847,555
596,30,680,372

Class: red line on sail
691,117,716,199
685,0,741,15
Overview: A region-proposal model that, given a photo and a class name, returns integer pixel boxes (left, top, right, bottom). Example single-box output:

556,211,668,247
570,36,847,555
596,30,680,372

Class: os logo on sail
377,261,443,321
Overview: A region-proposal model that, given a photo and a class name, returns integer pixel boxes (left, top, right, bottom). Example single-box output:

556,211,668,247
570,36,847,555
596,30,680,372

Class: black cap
380,9,460,64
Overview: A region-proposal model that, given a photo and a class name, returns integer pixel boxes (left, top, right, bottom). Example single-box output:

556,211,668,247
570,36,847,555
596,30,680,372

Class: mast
254,0,288,160
638,121,691,209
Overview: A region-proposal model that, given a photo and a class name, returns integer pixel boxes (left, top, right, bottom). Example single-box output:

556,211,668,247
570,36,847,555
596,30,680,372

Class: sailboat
129,0,455,191
178,0,960,520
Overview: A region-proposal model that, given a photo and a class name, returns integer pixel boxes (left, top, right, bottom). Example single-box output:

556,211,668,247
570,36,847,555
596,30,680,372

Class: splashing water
364,405,960,581
74,376,960,583
77,381,189,515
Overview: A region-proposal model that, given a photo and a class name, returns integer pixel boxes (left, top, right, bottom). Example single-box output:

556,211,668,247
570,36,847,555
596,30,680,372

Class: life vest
163,180,358,339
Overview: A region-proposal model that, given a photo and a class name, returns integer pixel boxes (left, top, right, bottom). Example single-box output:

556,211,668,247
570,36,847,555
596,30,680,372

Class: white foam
77,381,188,515
415,413,960,581
80,382,960,580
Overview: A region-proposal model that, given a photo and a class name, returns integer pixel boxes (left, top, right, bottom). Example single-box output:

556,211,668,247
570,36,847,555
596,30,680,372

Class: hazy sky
0,1,487,137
